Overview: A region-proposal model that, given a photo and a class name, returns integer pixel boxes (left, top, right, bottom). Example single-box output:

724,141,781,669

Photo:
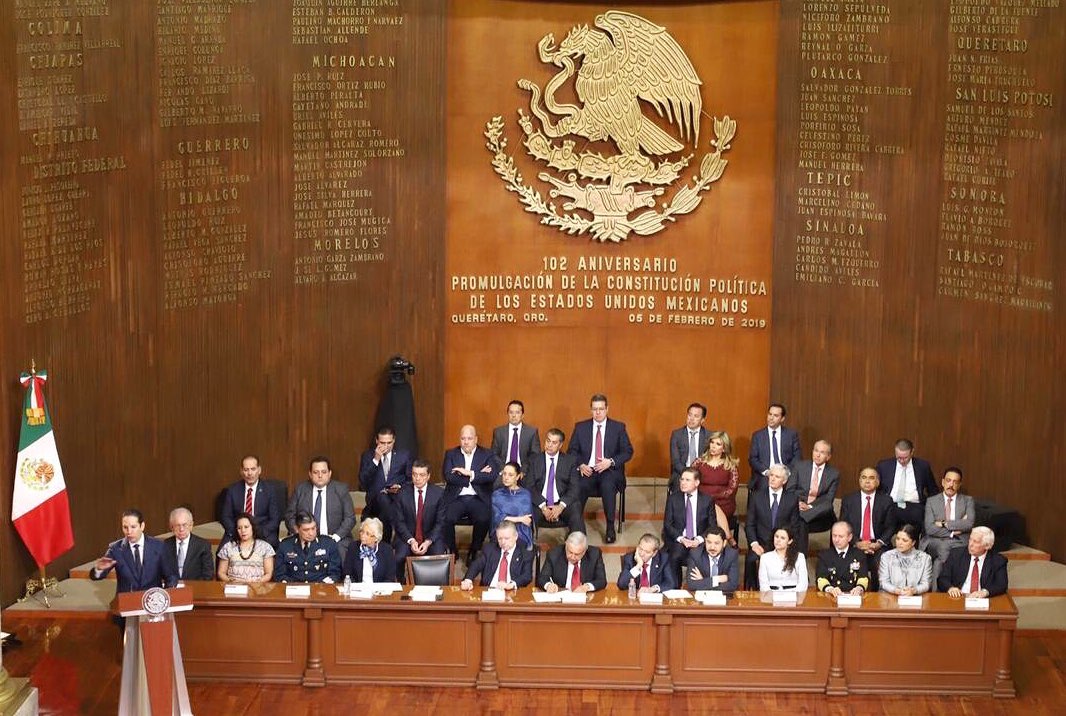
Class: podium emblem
486,10,735,242
141,587,171,616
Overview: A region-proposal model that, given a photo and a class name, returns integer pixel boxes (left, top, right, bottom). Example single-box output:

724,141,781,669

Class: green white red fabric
12,369,74,567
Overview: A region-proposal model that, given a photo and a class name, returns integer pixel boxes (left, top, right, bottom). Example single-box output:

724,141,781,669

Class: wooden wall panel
0,1,445,604
773,2,1064,557
445,1,778,474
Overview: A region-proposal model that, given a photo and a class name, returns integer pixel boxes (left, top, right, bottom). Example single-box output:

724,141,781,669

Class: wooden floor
3,615,1066,715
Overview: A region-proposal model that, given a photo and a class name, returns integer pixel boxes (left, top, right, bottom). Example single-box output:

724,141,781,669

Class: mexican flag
12,369,74,567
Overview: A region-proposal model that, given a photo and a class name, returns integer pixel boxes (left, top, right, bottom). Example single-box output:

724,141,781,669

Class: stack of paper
694,590,727,605
481,588,506,602
409,585,443,602
662,589,692,600
532,591,563,603
559,591,588,604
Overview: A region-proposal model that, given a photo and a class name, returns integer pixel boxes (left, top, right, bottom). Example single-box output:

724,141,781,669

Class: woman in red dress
694,431,740,545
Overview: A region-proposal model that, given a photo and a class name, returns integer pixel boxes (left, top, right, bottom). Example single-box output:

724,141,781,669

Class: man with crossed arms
921,467,974,580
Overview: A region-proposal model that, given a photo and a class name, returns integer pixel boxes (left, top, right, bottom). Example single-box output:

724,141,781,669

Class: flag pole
12,358,70,605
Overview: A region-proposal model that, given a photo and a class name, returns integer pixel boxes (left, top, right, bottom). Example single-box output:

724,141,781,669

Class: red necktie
808,466,822,503
969,557,980,594
861,495,873,542
414,489,425,544
595,424,603,463
570,560,581,590
497,551,509,584
244,486,253,514
640,563,650,588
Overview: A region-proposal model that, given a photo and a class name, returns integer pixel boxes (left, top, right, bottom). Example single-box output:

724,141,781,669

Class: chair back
407,554,455,586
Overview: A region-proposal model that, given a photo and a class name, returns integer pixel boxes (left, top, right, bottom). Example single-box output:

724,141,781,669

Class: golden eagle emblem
18,457,55,490
486,11,735,242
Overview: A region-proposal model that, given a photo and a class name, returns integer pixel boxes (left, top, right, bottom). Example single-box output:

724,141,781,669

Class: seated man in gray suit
788,439,840,553
285,456,357,561
490,400,541,471
668,402,710,493
921,467,974,579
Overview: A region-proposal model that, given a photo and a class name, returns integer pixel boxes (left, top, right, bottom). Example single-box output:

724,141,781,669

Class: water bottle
343,574,351,595
628,578,637,600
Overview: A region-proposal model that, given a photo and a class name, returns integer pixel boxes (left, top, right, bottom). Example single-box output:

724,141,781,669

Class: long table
174,582,1017,697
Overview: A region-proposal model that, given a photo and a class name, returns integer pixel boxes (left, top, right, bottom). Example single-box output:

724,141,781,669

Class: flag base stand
16,570,63,608
0,668,39,715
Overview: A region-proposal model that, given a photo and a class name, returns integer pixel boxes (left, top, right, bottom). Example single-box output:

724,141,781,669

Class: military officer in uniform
274,511,343,583
815,520,870,596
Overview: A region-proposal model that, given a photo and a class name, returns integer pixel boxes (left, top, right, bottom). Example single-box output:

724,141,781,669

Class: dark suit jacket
163,534,214,581
358,448,413,507
91,536,178,593
816,546,871,592
221,479,283,547
524,451,580,508
567,418,633,484
442,446,501,504
662,491,716,543
490,423,542,468
937,547,1008,596
285,479,357,542
536,544,608,591
391,482,446,546
617,551,676,591
789,460,840,525
669,426,710,480
465,542,534,588
839,490,897,546
685,545,740,592
875,457,937,504
745,488,801,551
748,426,801,480
343,541,399,583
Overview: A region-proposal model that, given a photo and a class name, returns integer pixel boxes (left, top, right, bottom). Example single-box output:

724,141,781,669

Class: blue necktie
771,430,780,464
133,543,142,578
770,492,780,527
313,489,323,530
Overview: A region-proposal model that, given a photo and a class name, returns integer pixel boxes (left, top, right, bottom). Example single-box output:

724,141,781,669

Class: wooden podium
113,587,194,715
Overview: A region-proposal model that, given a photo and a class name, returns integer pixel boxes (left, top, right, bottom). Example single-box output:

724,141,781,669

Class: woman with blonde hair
694,430,740,541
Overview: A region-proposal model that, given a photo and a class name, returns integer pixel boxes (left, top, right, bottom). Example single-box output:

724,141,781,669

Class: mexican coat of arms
486,11,736,243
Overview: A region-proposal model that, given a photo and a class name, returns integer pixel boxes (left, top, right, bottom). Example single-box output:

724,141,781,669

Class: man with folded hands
617,533,675,594
274,511,342,583
460,521,533,590
816,521,869,596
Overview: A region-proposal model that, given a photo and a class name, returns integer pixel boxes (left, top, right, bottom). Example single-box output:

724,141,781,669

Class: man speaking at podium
92,509,178,629
92,508,178,593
